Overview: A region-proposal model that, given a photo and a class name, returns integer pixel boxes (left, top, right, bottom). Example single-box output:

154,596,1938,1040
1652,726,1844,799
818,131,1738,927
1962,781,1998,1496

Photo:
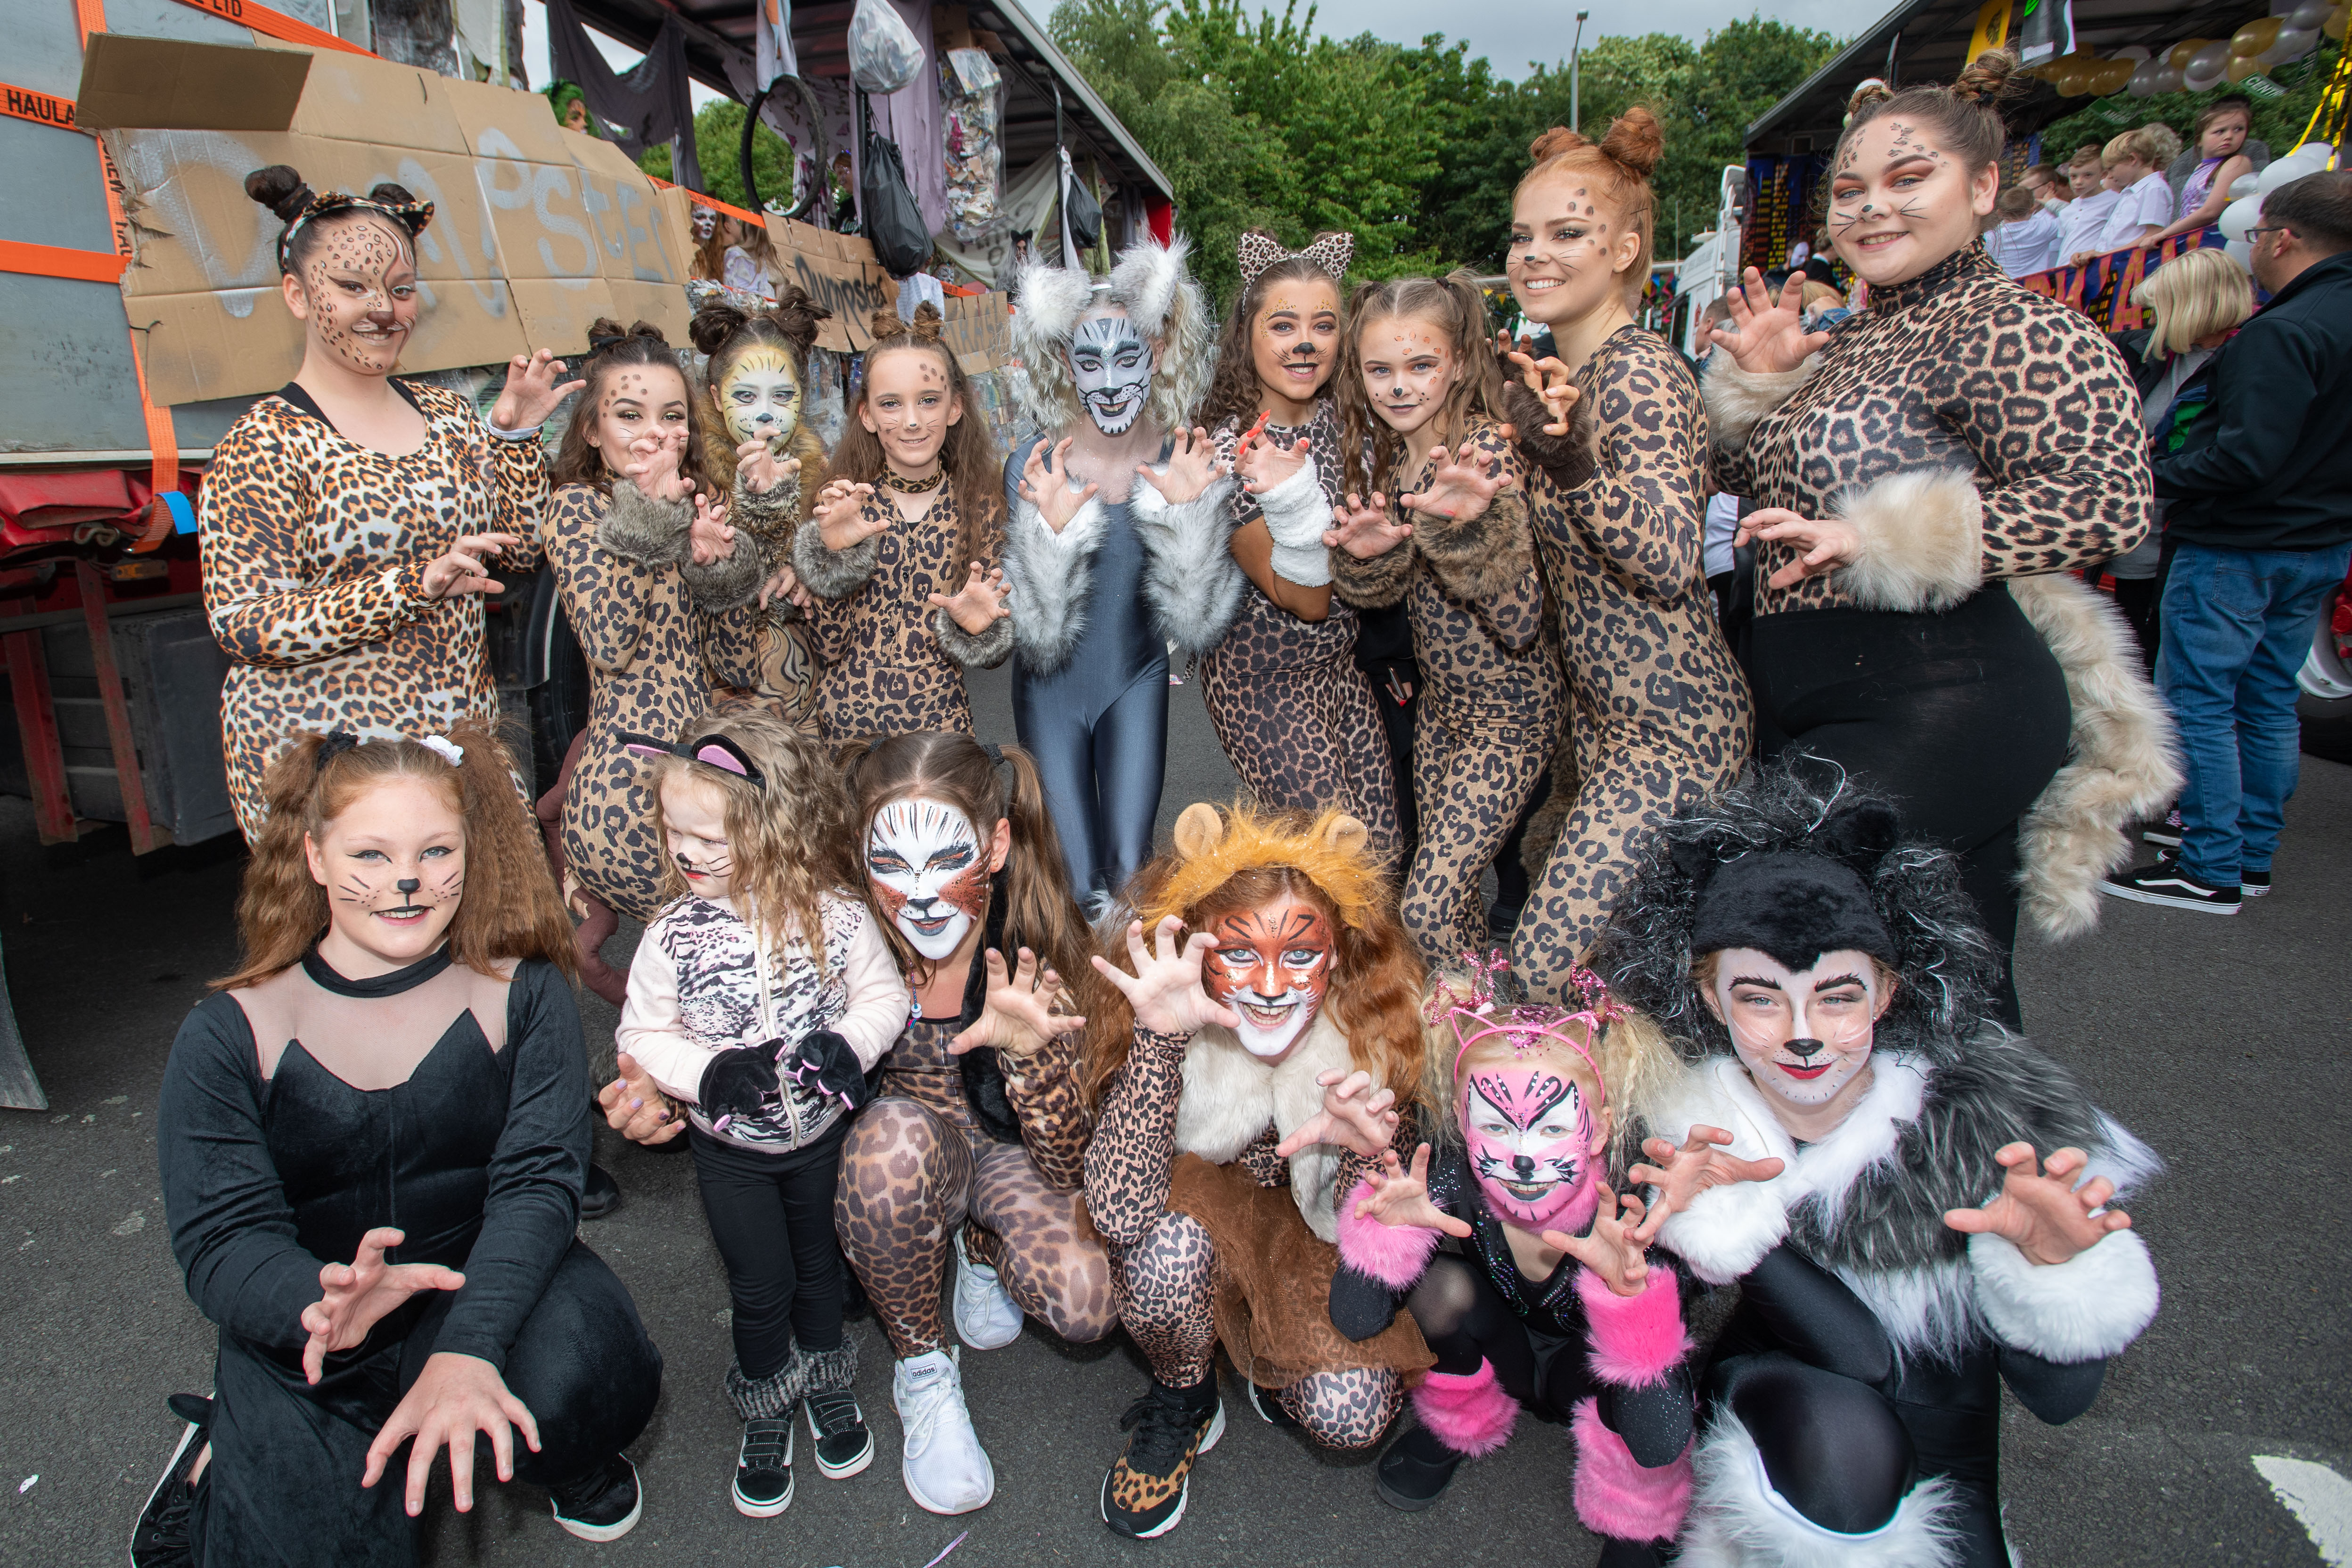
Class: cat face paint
1067,308,1153,435
303,774,466,970
1356,315,1457,437
717,345,803,450
1202,897,1333,1059
866,799,991,960
288,216,418,377
659,773,737,904
1462,1067,1597,1230
1707,946,1886,1109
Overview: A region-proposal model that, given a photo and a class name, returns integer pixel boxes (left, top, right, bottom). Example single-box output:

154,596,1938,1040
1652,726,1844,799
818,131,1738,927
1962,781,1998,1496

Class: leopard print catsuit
1085,1029,1405,1446
1333,421,1562,965
1197,402,1401,859
1508,328,1754,1001
834,1016,1114,1357
201,382,547,839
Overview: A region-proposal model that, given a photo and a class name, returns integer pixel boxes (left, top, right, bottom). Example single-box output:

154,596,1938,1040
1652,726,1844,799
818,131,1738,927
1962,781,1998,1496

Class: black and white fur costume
1590,768,2161,1568
998,237,1238,900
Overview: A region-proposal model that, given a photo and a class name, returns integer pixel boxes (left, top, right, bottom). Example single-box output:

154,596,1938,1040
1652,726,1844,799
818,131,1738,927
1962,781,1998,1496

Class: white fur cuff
1833,468,1985,613
1677,1418,1963,1568
1001,492,1107,674
1702,355,1819,453
1270,539,1333,588
1968,1228,2158,1363
1024,491,1107,554
1657,1175,1788,1287
1251,458,1333,549
1131,468,1237,522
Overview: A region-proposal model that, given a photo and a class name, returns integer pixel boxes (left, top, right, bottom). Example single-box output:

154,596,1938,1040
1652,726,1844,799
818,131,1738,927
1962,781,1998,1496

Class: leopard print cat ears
1237,230,1354,287
275,190,436,273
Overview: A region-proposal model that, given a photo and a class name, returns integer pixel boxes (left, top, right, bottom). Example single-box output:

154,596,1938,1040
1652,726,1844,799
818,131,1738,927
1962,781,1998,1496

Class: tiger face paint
1202,897,1334,1060
717,345,803,452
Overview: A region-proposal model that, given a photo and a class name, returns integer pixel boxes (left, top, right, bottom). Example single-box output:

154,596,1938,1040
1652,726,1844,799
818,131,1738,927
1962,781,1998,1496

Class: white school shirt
2056,189,2119,260
2098,172,2174,252
1988,208,2062,277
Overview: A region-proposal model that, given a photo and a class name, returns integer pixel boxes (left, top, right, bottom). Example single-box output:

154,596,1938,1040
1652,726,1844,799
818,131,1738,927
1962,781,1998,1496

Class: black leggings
690,1122,850,1379
193,1242,660,1568
1749,591,2071,1028
1013,656,1168,902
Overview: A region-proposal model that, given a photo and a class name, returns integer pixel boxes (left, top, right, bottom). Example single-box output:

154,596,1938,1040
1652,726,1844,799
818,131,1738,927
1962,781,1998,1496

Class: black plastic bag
1060,148,1102,250
861,129,931,277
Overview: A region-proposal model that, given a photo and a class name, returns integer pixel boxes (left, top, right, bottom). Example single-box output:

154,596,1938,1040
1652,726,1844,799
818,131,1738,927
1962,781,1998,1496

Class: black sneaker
2101,862,2240,914
580,1164,623,1221
550,1453,643,1541
2142,809,2184,848
2241,867,2272,897
129,1394,211,1567
732,1418,795,1517
1374,1421,1465,1511
803,1388,874,1479
1099,1380,1225,1539
1242,1379,1298,1429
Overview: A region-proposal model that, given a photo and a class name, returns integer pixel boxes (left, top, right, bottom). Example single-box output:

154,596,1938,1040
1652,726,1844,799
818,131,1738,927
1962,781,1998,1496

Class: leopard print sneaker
1099,1378,1225,1539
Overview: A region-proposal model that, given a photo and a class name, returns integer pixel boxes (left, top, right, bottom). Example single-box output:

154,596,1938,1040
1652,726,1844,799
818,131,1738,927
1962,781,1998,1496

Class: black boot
1374,1421,1464,1511
1595,1538,1667,1568
581,1163,623,1220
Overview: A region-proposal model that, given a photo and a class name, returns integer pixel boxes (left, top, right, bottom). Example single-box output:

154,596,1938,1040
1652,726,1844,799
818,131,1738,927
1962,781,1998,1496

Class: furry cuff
791,517,881,600
1333,1178,1442,1289
1968,1228,2157,1364
1578,1264,1692,1388
1131,470,1246,659
598,480,690,566
1411,1360,1518,1458
1002,492,1106,674
795,1339,860,1397
1269,538,1334,588
1572,1399,1692,1543
680,540,767,611
731,469,804,544
1330,537,1415,608
932,607,1016,669
1677,1417,1963,1568
1832,468,1985,613
1251,458,1333,550
1658,1173,1788,1287
1414,488,1536,606
2011,572,2185,941
725,1355,803,1421
1702,355,1819,454
1501,379,1600,488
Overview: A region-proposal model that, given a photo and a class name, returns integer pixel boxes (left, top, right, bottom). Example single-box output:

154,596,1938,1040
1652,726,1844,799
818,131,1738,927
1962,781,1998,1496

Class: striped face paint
1203,897,1333,1060
866,798,988,960
1463,1068,1596,1230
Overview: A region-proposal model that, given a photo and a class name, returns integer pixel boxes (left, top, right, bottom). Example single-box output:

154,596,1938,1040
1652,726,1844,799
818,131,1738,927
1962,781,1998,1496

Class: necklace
880,467,947,494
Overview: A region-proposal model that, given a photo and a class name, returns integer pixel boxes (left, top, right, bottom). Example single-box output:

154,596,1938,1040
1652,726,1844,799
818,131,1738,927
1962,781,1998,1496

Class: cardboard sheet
762,215,1008,369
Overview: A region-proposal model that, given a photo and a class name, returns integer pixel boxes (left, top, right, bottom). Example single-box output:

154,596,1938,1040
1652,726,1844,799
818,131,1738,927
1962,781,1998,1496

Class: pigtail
1436,267,1505,451
216,735,337,989
442,722,579,984
1337,278,1401,500
995,744,1095,995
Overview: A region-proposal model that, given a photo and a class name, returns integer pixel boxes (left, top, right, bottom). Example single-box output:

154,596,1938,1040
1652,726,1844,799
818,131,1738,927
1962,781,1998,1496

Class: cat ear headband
1427,952,1612,1098
276,191,435,274
621,732,766,789
1237,229,1354,287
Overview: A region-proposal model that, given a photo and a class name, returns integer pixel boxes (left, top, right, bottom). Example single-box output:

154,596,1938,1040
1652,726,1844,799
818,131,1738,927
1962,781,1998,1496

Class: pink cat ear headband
621,731,766,790
1426,952,1614,1101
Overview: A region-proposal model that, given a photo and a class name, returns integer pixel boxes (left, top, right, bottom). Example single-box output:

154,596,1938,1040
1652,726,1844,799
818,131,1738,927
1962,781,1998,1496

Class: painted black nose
396,878,421,895
1513,1155,1536,1178
1788,1037,1825,1059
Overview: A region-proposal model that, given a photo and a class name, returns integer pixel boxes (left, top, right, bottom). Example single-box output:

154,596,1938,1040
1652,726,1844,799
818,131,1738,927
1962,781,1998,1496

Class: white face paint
1066,308,1153,435
1706,947,1887,1110
865,799,991,961
718,345,803,450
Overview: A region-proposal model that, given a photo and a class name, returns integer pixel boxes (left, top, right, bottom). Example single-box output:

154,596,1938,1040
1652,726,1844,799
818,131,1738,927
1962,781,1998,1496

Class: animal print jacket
202,382,546,839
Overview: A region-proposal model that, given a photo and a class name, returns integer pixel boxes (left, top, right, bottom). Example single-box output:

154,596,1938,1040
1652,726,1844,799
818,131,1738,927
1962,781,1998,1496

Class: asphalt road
2,660,2346,1568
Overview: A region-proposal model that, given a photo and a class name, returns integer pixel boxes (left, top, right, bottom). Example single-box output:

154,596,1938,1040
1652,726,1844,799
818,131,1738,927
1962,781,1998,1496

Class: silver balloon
2260,24,2321,63
2288,0,2331,28
2185,38,2234,88
2154,61,2186,91
2229,174,2263,197
2128,56,2166,95
2224,237,2255,268
2220,194,2263,240
2112,42,2154,60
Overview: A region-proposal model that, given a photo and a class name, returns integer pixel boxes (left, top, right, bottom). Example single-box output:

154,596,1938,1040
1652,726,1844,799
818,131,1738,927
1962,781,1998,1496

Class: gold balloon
2053,65,2090,95
2226,50,2263,81
2326,3,2347,41
2168,37,2211,66
2096,58,2139,92
2232,16,2282,54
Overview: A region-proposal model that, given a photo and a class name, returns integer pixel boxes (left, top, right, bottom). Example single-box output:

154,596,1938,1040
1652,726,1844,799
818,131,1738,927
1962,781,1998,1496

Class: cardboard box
82,35,692,406
763,214,1010,369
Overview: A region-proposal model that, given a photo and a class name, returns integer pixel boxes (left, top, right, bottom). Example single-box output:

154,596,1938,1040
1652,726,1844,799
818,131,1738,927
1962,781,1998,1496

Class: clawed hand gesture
814,478,885,551
489,347,585,433
622,431,696,505
418,533,520,600
1942,1143,2133,1266
1626,1125,1787,1243
300,1226,466,1385
759,563,811,611
736,436,801,497
1498,332,1582,436
927,559,1012,634
1142,426,1230,505
599,1050,687,1145
1019,437,1100,534
1351,1143,1474,1238
1399,445,1510,523
1707,267,1831,375
687,490,738,565
1233,412,1311,496
361,1351,540,1517
951,946,1086,1059
1323,493,1414,558
1733,507,1861,591
1543,1182,1653,1298
1276,1068,1401,1159
1090,916,1240,1037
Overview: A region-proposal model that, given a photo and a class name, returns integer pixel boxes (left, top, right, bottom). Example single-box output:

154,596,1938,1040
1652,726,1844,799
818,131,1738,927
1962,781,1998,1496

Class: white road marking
2255,1456,2352,1566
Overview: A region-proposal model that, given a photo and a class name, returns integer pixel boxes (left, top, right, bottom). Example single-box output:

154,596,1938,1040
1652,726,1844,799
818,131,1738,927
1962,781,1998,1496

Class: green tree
635,99,806,213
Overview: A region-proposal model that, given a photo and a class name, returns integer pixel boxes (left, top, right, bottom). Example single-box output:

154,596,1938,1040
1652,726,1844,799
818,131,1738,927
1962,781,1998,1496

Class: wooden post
75,562,169,854
3,629,76,844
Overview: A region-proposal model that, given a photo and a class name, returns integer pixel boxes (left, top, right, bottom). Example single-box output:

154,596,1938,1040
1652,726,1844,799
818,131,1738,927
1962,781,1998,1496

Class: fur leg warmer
1414,486,1537,607
1572,1398,1693,1543
1000,491,1106,674
2009,572,2184,940
1251,459,1334,587
726,1355,804,1421
1702,355,1820,455
1577,1265,1692,1388
1130,469,1246,659
1501,379,1599,488
598,479,690,566
1411,1359,1518,1458
791,517,881,600
795,1339,860,1397
932,607,1016,669
1676,1417,1963,1568
1832,468,1985,613
1333,1178,1442,1289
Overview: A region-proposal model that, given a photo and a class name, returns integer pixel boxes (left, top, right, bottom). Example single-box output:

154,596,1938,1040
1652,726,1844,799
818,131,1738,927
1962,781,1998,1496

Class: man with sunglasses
2105,170,2352,915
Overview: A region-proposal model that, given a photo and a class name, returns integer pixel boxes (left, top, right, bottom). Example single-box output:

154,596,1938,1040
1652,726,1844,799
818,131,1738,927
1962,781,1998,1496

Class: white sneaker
952,1227,1025,1351
892,1348,996,1515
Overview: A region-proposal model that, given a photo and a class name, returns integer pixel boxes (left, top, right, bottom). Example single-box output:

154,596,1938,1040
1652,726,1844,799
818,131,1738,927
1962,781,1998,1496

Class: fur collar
1174,1010,1356,1242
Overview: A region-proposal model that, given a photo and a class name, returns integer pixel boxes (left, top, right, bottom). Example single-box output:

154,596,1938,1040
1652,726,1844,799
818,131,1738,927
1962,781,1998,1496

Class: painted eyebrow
1729,975,1784,990
1811,972,1869,992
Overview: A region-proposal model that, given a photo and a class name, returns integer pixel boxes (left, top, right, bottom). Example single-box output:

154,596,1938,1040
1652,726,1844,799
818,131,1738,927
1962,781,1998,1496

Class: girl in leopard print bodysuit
1193,234,1403,859
795,306,1014,740
1494,113,1755,1004
1328,271,1567,968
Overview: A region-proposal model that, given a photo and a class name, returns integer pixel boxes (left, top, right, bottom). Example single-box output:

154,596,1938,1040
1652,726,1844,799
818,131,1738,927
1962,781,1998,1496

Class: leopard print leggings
1115,1211,1400,1449
835,1098,1116,1359
1399,706,1550,967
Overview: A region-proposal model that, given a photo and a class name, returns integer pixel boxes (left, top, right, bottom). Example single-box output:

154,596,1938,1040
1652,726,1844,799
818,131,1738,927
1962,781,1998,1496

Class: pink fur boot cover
1572,1397,1694,1542
1411,1358,1519,1457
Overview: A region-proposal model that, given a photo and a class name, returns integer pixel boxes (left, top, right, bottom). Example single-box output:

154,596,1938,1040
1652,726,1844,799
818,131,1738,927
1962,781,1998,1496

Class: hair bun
688,301,749,357
1598,107,1664,179
1529,126,1589,163
244,164,313,225
769,285,831,350
1846,77,1894,116
365,181,425,232
911,300,943,327
1950,49,2022,106
626,320,668,344
868,306,910,341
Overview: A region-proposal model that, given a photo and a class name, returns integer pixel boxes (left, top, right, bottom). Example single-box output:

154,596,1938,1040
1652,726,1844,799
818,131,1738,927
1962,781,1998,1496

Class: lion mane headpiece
1010,233,1213,435
1138,802,1386,934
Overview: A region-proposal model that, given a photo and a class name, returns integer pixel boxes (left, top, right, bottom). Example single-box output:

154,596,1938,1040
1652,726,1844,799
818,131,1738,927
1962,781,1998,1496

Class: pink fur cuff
1573,1397,1692,1542
1413,1360,1519,1457
1335,1178,1442,1290
1578,1264,1693,1388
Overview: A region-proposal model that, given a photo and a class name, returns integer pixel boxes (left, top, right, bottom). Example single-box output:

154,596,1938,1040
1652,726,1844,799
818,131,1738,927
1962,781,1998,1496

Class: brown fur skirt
1167,1154,1433,1390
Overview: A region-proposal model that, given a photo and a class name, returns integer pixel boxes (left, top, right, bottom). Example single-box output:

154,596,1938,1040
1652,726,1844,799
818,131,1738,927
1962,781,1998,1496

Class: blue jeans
2155,540,2352,885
